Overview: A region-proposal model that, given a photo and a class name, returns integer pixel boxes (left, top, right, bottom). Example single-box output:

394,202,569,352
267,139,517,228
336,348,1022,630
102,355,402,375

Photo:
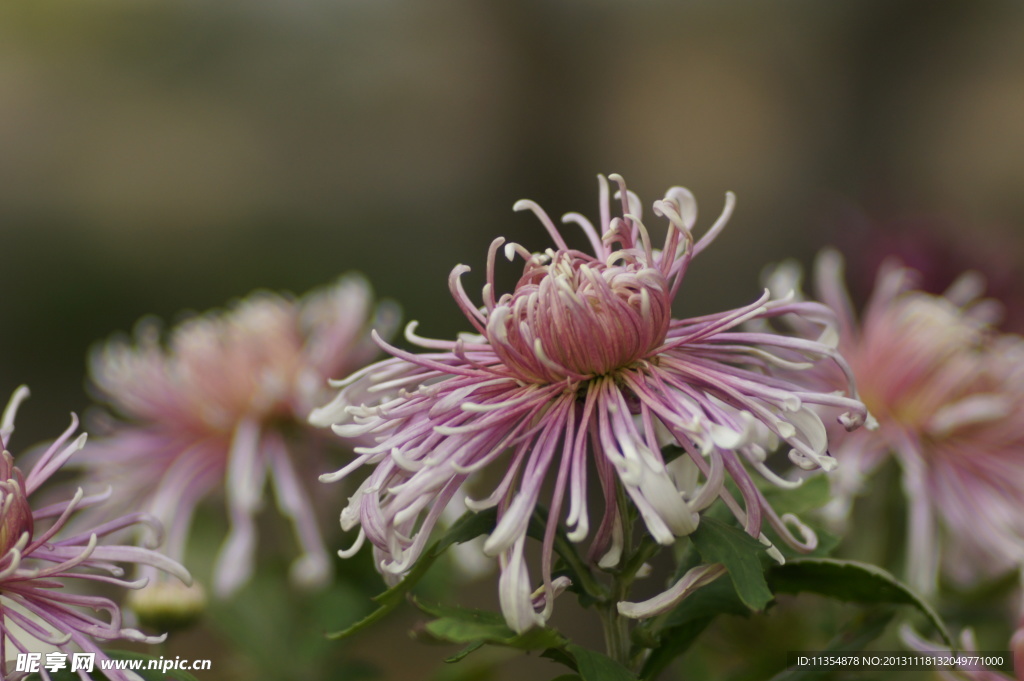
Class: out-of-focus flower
85,276,397,597
800,251,1024,594
828,208,1024,334
1010,620,1024,681
902,625,1021,681
0,387,190,681
312,175,867,632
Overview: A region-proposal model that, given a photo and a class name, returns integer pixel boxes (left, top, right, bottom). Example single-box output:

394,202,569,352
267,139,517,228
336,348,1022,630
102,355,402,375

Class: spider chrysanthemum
312,175,867,631
0,387,190,680
84,276,397,597
804,251,1024,594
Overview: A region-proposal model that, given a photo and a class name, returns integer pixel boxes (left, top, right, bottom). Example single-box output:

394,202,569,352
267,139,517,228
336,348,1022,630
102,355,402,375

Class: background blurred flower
902,625,1021,681
312,175,867,632
827,208,1024,334
0,386,190,680
83,276,397,597
806,251,1024,595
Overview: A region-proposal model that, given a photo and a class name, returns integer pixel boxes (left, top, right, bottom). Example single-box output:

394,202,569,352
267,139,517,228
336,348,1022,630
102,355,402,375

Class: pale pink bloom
805,251,1024,594
312,175,867,632
0,387,190,681
85,276,397,597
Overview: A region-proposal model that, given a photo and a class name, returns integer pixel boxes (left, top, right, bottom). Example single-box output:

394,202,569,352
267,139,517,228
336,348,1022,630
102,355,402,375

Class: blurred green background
3,0,1024,679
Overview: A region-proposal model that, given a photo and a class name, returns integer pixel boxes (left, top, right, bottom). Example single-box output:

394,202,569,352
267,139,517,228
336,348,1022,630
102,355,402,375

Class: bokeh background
3,0,1024,679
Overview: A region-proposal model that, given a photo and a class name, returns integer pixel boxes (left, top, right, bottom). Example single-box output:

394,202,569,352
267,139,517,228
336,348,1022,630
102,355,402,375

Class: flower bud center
487,252,671,382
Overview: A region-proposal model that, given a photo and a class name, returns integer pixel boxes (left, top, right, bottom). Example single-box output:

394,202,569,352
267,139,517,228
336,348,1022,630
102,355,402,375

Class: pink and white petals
85,276,394,598
810,252,1024,594
315,176,866,631
1,388,190,681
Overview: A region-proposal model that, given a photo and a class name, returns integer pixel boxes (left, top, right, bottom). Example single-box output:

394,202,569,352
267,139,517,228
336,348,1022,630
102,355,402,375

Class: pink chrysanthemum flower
802,252,1024,594
0,387,190,681
312,175,867,632
84,276,397,597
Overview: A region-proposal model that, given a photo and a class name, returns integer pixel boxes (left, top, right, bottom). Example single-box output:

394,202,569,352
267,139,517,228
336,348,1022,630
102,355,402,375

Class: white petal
618,563,726,619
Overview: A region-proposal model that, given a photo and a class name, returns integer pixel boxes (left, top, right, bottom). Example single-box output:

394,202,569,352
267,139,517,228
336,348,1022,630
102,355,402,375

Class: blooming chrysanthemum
0,387,190,681
85,276,397,597
802,252,1024,594
312,175,867,631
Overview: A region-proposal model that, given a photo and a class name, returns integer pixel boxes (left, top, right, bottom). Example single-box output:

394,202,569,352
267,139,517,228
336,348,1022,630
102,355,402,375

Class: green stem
620,536,660,582
598,482,640,669
600,601,632,668
554,532,610,601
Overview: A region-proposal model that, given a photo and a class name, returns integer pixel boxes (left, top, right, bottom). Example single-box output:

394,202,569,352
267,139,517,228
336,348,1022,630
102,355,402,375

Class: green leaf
750,476,841,560
541,647,579,672
424,618,567,652
758,474,831,516
416,599,568,652
758,477,840,560
549,676,585,681
566,644,638,681
690,517,772,611
416,599,507,624
328,508,498,639
444,642,486,663
795,527,840,559
768,558,953,648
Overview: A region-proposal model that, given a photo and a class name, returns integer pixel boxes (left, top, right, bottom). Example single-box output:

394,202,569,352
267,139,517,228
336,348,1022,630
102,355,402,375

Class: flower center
486,250,672,383
855,295,990,432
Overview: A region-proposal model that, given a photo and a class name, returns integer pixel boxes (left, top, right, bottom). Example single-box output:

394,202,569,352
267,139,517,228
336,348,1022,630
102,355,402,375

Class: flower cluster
84,276,397,596
0,387,190,681
312,175,867,631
